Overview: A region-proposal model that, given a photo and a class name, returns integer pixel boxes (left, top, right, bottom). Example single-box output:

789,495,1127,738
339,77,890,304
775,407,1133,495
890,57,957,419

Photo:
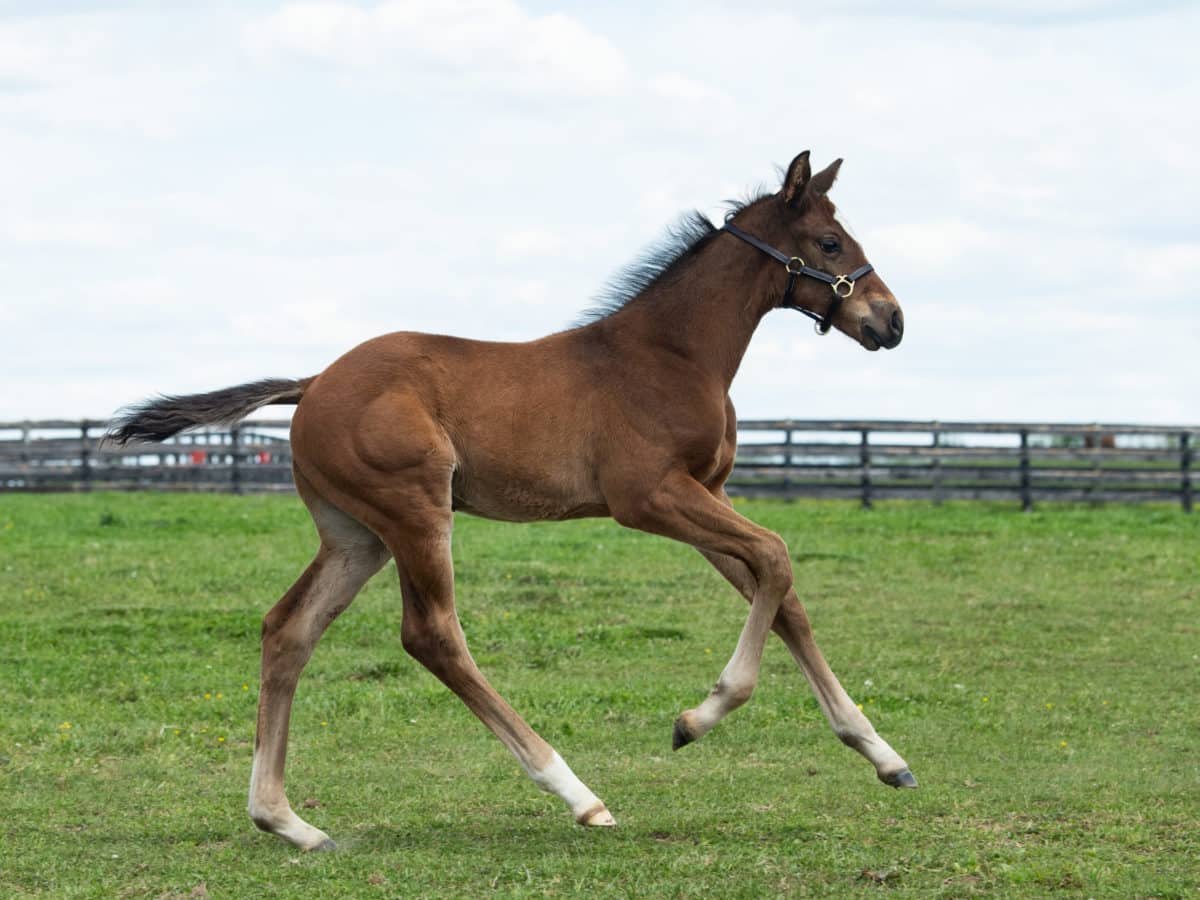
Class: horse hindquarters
282,393,616,841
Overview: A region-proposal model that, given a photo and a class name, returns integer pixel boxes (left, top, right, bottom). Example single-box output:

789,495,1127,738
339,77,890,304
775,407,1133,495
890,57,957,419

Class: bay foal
110,151,914,850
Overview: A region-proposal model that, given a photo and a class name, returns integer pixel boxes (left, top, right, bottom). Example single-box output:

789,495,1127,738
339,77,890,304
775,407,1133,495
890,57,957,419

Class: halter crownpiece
721,220,874,335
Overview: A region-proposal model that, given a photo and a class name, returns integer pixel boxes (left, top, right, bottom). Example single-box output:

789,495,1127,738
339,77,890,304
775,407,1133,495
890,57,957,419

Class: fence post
21,422,36,489
782,424,793,495
860,428,872,509
931,424,943,505
1087,425,1101,504
1182,431,1193,514
80,419,92,493
231,426,242,495
1019,428,1032,511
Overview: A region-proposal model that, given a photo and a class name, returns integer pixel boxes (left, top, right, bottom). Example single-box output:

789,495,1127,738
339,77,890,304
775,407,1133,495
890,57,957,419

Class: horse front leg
612,470,795,748
700,546,916,788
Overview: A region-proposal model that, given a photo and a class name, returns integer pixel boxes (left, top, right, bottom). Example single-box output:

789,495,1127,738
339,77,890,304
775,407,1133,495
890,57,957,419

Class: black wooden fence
0,419,296,495
0,418,1194,511
728,420,1194,511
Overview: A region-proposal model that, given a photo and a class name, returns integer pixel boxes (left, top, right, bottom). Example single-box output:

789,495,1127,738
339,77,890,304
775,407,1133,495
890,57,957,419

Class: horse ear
809,158,842,198
782,151,812,206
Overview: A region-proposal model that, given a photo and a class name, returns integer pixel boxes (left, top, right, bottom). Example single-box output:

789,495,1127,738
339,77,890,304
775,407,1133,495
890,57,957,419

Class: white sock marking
527,752,602,818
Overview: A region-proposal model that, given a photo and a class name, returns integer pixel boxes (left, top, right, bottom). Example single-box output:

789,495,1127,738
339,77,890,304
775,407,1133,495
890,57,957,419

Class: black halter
722,220,874,334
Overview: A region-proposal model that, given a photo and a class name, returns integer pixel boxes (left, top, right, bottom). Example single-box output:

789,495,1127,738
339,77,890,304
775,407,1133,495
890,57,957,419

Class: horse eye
819,238,840,255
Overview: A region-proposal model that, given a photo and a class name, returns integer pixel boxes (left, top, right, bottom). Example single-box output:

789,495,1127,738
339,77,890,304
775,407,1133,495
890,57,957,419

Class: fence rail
1,418,1195,511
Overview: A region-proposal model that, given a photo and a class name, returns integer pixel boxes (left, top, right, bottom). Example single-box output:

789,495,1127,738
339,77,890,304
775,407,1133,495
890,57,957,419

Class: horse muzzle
860,302,904,351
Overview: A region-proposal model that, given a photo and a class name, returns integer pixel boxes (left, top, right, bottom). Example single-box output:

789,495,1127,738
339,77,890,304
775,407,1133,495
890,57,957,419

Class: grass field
0,493,1197,897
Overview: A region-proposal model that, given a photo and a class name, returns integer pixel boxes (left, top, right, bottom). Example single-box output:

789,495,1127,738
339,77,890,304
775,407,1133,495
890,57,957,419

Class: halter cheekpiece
721,219,874,335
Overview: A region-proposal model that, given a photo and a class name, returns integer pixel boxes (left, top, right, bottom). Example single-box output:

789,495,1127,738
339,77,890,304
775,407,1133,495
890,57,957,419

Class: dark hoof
311,837,338,852
880,768,918,789
672,718,695,751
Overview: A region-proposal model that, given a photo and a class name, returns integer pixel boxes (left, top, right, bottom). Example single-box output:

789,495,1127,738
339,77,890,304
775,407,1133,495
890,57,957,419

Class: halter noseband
722,220,874,335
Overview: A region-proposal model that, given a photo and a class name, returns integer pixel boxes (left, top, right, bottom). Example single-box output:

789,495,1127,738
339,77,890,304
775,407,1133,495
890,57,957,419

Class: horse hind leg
379,494,615,828
247,493,390,850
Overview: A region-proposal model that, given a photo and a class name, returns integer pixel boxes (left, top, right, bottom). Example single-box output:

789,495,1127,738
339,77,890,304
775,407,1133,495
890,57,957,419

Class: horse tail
105,377,313,445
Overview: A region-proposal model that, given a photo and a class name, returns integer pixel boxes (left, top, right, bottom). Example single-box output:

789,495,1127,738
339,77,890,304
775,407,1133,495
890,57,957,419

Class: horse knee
261,608,288,642
261,562,324,640
756,533,793,597
775,597,813,640
261,610,307,655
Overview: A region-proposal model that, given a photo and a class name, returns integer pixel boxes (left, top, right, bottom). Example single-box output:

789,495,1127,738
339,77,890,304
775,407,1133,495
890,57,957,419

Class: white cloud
649,73,728,104
871,219,994,275
788,0,1187,24
0,18,107,86
1,1,1198,428
243,0,630,95
496,229,566,261
0,215,143,249
510,278,551,307
0,12,229,138
1126,243,1200,296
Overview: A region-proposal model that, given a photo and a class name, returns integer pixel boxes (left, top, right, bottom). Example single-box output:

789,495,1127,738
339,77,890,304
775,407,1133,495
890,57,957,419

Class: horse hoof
672,717,695,750
578,804,617,827
880,768,918,789
310,837,338,852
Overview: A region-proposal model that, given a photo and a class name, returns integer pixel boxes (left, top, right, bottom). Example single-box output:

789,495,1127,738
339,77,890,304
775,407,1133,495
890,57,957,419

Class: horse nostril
890,309,904,337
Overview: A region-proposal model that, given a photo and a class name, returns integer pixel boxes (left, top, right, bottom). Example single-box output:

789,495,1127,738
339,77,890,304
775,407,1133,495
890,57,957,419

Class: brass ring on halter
786,256,806,275
831,275,855,298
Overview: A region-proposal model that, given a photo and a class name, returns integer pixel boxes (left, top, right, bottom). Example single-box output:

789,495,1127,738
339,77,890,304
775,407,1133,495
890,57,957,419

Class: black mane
573,190,771,326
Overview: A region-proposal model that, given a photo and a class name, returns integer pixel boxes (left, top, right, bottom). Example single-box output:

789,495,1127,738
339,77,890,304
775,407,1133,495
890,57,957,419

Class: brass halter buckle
831,275,855,298
786,256,806,275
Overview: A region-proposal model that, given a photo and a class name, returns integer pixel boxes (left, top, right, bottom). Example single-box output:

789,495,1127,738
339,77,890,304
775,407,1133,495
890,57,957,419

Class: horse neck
600,230,778,390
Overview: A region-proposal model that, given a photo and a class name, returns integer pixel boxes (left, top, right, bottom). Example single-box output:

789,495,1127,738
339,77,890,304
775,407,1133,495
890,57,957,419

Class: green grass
1,494,1197,897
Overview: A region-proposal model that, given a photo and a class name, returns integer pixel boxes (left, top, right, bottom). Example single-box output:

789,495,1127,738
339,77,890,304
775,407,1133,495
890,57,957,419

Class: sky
1,0,1197,426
